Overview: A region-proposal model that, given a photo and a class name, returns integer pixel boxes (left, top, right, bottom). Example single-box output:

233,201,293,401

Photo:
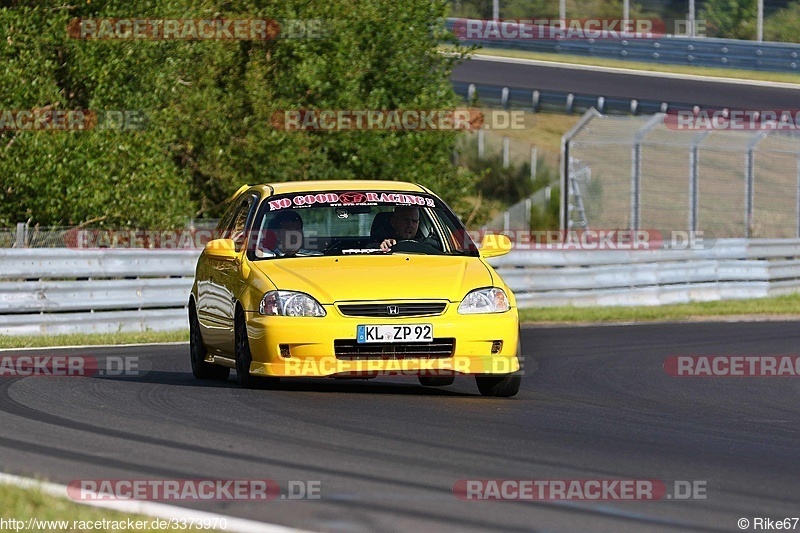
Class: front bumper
244,306,520,377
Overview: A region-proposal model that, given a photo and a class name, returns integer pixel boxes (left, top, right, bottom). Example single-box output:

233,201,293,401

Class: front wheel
234,310,279,389
189,304,230,381
475,374,521,397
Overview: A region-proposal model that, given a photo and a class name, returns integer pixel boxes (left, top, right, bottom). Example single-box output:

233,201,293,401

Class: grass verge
0,481,210,532
471,109,580,169
519,293,800,323
0,330,188,349
1,295,799,350
461,47,800,84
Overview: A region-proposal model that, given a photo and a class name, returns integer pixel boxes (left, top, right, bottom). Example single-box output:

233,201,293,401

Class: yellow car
189,180,522,397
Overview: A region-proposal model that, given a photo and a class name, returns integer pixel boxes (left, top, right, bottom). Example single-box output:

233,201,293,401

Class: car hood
252,254,492,303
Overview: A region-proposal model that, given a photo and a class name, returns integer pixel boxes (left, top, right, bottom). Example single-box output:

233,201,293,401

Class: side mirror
204,238,237,260
479,234,512,258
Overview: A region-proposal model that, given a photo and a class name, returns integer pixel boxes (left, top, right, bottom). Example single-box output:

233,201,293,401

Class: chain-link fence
564,110,800,238
456,128,556,232
481,186,553,232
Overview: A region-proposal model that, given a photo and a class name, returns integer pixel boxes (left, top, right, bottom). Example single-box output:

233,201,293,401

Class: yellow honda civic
189,180,522,397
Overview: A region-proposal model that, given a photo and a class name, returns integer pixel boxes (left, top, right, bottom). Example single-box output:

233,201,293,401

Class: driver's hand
380,238,396,250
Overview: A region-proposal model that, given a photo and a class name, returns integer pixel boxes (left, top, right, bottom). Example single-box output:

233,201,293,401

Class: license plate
357,324,433,343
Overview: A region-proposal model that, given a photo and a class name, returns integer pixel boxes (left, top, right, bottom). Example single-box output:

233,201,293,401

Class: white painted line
0,341,189,353
470,53,800,89
0,472,315,533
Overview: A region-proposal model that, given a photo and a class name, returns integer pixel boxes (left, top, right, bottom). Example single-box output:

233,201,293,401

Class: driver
380,206,420,250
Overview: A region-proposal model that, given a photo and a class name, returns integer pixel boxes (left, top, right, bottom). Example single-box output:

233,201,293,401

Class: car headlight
458,288,510,314
259,291,326,317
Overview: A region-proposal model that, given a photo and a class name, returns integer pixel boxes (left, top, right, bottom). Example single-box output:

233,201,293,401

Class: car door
201,193,258,353
196,199,238,333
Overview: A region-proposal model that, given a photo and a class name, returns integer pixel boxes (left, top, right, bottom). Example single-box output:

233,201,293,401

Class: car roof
248,180,429,197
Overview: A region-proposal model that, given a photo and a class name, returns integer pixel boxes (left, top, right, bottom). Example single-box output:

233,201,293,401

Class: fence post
631,144,641,231
530,145,537,182
525,198,532,230
502,136,510,168
561,109,601,231
630,114,663,231
478,128,485,160
745,149,753,238
15,222,26,248
745,132,766,238
689,131,710,233
689,142,698,233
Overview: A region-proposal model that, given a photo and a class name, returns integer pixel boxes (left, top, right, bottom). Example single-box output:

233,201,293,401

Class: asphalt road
1,321,800,532
452,56,800,109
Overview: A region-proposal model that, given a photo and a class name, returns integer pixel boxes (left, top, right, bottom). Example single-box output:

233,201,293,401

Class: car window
224,194,257,252
248,191,479,259
216,198,240,238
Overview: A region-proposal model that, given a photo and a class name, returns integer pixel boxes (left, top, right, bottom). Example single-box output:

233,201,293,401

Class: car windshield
246,190,479,259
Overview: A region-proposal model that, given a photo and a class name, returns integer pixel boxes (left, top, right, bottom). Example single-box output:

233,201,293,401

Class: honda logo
387,305,400,315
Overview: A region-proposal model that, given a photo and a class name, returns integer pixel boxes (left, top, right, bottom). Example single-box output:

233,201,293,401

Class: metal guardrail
489,239,800,307
447,18,800,73
2,241,800,335
452,80,681,116
0,249,200,335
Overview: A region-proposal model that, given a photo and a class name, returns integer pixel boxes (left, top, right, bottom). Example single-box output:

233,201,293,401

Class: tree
0,0,476,227
764,1,800,43
702,0,758,39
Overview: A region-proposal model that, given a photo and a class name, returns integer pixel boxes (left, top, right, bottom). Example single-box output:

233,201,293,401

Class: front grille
334,338,455,360
338,302,447,317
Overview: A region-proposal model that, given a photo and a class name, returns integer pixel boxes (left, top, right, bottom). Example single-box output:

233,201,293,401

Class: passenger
259,210,307,257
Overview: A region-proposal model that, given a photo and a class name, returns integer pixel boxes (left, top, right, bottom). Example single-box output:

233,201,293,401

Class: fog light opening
491,341,503,354
279,344,291,358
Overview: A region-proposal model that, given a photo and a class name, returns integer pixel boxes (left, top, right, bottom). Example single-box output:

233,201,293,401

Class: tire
189,304,230,381
475,374,521,397
234,309,278,389
418,376,455,387
475,335,522,397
